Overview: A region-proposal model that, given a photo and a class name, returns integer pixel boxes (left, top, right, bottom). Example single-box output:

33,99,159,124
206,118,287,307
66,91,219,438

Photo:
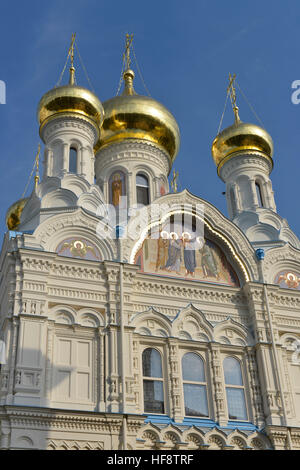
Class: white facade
1,61,300,451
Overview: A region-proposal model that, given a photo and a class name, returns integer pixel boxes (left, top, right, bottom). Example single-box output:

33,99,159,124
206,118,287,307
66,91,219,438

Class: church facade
1,38,300,450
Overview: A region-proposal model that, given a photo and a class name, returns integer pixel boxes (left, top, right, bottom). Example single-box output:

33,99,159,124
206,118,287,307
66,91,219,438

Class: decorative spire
227,73,241,124
171,169,179,193
34,143,41,190
68,33,76,85
122,33,136,95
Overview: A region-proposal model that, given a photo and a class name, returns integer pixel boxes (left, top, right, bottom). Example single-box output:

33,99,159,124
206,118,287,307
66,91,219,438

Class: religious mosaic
134,222,239,287
274,271,300,290
109,170,126,208
56,238,101,261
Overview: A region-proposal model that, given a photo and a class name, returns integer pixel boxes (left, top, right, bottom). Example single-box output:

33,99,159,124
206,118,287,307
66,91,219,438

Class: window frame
181,351,209,418
142,346,166,415
255,180,264,208
69,145,78,174
136,172,150,206
223,355,248,422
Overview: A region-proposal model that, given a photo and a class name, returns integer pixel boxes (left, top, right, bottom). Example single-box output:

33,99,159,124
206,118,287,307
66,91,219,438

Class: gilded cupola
211,74,273,175
37,34,104,140
94,34,180,165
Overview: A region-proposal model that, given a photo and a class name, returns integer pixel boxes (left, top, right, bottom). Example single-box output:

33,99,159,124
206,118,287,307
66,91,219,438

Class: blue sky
0,0,300,239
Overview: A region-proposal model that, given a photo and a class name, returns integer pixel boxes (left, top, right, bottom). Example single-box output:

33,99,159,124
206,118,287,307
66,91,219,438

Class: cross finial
124,33,134,71
171,169,179,193
68,33,76,85
227,73,240,123
34,143,41,190
69,33,76,68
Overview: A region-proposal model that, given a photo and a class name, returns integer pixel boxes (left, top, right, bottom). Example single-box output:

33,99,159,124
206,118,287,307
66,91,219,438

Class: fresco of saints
164,233,182,275
155,231,169,271
200,241,219,279
111,173,123,207
182,233,196,277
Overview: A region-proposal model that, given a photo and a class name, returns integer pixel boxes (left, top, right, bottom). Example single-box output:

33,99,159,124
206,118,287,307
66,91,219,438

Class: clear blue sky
0,0,300,240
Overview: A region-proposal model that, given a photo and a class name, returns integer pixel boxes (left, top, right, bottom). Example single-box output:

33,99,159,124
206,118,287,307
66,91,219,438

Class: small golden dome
6,198,28,230
94,69,180,164
37,69,104,137
212,115,274,174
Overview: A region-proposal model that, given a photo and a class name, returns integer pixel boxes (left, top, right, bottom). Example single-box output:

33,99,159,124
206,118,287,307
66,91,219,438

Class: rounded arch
41,189,77,209
49,305,77,325
181,351,206,379
263,245,300,285
33,209,117,261
128,200,249,285
107,168,127,209
214,318,250,346
77,308,105,327
172,305,213,342
130,308,172,337
17,436,35,448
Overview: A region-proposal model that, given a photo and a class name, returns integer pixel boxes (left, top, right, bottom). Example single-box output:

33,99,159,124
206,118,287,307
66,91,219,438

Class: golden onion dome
94,69,180,164
37,67,104,138
6,198,28,230
211,107,273,174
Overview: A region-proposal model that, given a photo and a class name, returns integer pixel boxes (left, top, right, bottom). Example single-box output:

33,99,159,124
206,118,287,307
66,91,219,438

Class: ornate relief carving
43,117,97,143
46,439,104,450
96,140,170,175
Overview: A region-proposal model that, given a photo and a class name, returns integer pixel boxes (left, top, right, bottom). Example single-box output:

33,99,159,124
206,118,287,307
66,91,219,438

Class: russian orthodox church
1,35,300,451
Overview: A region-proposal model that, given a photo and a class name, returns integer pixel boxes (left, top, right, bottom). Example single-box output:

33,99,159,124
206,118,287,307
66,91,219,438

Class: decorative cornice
219,152,273,181
41,115,97,144
95,139,170,174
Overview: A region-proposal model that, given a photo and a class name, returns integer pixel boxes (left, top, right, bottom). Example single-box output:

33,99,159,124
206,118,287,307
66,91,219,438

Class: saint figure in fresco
164,233,182,274
111,173,122,207
200,241,219,279
182,233,196,276
155,231,169,271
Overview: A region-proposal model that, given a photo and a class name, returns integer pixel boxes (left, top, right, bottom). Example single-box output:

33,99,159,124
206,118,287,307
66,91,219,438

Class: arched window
69,147,78,173
182,353,208,417
223,357,247,420
109,171,126,208
142,348,164,413
136,173,149,205
255,181,264,208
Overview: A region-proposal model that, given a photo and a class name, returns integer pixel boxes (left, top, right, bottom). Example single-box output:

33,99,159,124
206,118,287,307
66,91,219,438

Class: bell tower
94,34,180,214
38,34,104,185
212,74,300,250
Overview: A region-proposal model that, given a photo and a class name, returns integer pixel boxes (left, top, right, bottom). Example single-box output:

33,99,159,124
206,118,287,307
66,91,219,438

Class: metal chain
217,88,230,135
75,42,95,92
132,44,151,96
55,50,71,88
116,55,125,96
236,80,265,127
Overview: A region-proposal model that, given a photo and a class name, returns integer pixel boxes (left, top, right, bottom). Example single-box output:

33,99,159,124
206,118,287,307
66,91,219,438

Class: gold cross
227,73,240,123
227,73,237,107
69,33,76,68
124,33,134,70
34,143,41,189
171,169,179,193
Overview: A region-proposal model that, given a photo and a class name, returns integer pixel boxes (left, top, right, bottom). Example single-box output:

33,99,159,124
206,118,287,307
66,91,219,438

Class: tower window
255,182,264,208
182,352,209,417
142,348,164,413
136,173,149,206
223,357,247,420
69,147,77,173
